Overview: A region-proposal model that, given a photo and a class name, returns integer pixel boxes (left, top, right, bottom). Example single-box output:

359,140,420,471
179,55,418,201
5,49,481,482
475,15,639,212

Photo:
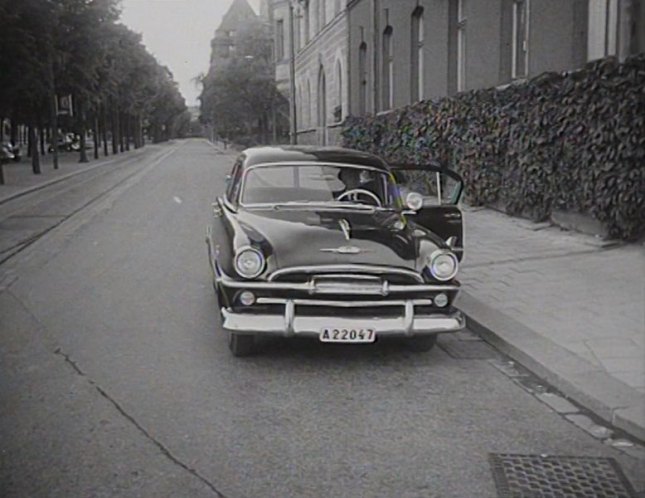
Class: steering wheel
336,188,382,207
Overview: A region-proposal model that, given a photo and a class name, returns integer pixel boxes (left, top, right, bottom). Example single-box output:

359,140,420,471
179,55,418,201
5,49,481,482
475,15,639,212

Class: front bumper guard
221,297,465,338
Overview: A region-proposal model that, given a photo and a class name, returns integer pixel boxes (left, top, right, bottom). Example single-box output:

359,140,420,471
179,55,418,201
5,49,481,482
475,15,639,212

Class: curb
0,148,147,206
457,291,645,443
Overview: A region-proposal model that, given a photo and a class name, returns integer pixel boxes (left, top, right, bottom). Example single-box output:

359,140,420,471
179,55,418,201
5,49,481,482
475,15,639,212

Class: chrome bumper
221,298,465,338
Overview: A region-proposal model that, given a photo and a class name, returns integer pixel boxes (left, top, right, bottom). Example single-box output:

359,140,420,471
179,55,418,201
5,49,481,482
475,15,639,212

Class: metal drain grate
489,453,637,497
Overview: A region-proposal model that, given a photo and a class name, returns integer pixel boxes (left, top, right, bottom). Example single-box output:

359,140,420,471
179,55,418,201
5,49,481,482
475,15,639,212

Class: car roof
239,145,391,172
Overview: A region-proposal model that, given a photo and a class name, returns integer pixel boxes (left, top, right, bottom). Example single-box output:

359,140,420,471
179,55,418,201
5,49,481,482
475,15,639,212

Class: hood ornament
320,245,369,255
338,219,351,241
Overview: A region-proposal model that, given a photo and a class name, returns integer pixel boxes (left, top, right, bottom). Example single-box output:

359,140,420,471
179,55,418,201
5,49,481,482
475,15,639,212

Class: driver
337,167,378,198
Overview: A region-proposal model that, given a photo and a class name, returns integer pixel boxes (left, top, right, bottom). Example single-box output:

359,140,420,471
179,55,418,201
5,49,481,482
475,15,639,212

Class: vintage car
206,146,465,356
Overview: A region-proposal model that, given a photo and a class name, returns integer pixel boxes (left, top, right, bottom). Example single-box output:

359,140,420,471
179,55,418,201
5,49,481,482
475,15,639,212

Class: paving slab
457,207,645,442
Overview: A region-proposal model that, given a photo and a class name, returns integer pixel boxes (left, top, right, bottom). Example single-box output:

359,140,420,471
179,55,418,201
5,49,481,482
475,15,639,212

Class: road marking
173,196,183,204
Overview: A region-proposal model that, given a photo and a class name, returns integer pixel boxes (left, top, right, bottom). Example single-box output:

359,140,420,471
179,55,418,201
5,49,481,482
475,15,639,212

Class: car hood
235,207,442,273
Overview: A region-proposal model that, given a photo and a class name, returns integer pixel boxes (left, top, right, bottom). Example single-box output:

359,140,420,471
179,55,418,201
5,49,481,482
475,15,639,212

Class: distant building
347,0,644,116
210,0,267,69
267,0,349,145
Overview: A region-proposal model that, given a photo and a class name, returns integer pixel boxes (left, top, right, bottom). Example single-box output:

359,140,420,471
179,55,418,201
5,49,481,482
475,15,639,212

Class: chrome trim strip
256,298,433,307
221,280,458,293
314,273,382,281
218,267,459,292
268,264,424,283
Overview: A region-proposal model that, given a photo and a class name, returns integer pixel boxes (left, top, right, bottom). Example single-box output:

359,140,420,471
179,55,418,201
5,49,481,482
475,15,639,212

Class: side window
226,159,243,204
392,168,463,206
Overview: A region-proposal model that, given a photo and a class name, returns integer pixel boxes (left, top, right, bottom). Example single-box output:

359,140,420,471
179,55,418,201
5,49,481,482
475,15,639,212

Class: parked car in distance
206,146,465,356
1,142,21,162
48,133,80,152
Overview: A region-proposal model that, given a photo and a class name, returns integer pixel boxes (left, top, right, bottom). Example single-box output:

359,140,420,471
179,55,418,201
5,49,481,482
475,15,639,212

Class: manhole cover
489,454,637,497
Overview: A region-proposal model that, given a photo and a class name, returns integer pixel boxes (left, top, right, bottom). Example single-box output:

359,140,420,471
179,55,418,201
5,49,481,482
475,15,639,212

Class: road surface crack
54,347,227,497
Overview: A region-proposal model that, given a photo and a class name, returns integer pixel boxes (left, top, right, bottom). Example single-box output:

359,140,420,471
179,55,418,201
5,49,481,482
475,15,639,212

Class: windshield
240,164,402,209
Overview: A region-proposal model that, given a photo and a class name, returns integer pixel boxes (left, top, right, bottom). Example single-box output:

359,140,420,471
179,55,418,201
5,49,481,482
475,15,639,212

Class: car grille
296,305,403,318
269,266,422,285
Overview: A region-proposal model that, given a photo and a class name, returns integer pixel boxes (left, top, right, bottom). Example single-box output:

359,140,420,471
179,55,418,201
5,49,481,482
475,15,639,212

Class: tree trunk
134,115,143,148
10,118,19,148
119,112,125,152
93,114,99,160
125,114,131,151
49,94,59,169
77,97,88,163
29,124,41,174
101,105,109,157
39,122,45,156
111,105,119,155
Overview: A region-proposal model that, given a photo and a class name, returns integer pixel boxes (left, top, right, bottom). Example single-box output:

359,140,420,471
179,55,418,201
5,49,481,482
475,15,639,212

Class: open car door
390,163,464,261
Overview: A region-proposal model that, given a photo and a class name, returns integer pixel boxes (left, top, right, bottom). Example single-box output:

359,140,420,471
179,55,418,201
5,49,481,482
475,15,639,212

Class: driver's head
338,167,360,189
339,168,374,189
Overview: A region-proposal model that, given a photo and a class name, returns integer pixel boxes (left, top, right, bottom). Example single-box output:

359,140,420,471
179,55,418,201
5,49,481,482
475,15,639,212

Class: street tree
0,0,189,178
199,22,288,145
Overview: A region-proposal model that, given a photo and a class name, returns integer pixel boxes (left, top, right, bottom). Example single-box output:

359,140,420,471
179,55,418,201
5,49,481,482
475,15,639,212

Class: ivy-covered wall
342,54,645,241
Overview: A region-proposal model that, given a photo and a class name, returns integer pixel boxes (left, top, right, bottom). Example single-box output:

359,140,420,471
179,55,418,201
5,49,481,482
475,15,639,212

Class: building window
587,0,619,60
304,1,310,43
296,84,302,130
319,0,326,30
318,67,327,144
306,80,311,128
512,0,529,78
275,19,285,61
335,60,343,121
411,7,424,102
359,42,368,115
382,26,394,110
456,0,466,92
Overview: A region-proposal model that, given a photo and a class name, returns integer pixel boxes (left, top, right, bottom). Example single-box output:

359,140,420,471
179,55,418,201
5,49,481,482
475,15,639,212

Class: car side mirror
405,192,423,211
225,174,231,186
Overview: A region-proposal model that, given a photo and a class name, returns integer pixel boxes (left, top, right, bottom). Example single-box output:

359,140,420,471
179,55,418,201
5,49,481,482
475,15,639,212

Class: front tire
228,332,256,357
406,335,437,352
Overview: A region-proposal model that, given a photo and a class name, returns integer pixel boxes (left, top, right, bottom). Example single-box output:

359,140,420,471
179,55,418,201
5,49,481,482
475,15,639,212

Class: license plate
319,328,376,343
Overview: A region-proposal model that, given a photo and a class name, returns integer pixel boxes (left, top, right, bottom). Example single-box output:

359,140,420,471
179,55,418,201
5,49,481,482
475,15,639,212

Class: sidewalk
0,147,145,204
457,206,645,441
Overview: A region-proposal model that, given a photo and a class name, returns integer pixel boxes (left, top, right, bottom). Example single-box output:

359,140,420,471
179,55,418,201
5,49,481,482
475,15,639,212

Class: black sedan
206,146,465,356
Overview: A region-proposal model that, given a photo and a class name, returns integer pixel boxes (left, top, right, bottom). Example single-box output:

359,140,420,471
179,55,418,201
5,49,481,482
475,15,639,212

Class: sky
119,0,261,108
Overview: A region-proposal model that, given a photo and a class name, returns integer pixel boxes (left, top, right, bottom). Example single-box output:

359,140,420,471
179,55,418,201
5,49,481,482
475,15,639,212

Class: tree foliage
199,22,288,145
0,0,189,170
342,54,645,241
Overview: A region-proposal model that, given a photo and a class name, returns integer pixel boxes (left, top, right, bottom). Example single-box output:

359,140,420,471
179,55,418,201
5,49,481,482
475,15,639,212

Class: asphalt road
0,139,642,497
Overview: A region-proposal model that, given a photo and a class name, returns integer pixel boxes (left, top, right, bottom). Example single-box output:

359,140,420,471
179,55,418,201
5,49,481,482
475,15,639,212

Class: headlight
234,247,265,279
428,250,458,281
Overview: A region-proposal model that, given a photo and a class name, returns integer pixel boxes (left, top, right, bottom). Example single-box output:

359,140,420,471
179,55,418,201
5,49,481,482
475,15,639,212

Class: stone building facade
268,0,349,145
265,0,642,144
347,0,643,117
